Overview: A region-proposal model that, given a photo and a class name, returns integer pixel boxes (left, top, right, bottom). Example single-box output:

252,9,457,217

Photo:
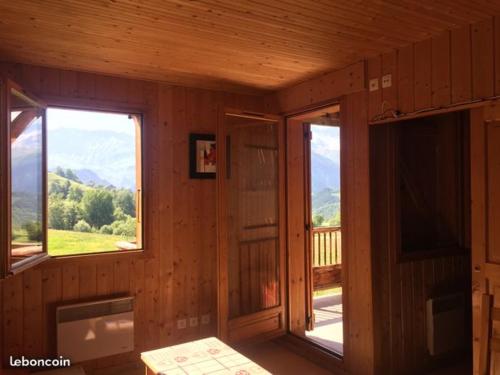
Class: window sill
36,248,150,268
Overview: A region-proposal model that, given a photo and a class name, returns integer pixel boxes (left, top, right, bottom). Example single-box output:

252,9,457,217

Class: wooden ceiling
0,1,499,94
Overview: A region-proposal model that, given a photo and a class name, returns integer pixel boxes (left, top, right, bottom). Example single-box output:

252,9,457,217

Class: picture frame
189,133,216,179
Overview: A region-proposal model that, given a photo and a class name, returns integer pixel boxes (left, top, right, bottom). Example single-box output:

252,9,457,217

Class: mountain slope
48,128,136,191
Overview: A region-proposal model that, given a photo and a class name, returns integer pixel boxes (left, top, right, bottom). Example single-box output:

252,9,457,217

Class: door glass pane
225,115,280,319
10,88,45,266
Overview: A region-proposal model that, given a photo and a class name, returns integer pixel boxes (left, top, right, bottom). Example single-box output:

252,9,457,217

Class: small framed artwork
189,133,216,179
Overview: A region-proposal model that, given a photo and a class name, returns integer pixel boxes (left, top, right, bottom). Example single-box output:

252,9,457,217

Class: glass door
217,109,285,343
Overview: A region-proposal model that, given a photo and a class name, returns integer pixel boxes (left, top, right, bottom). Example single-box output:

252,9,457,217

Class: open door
472,103,500,374
217,109,286,343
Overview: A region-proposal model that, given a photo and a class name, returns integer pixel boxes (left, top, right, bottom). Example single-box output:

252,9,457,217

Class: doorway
305,122,343,355
286,104,344,357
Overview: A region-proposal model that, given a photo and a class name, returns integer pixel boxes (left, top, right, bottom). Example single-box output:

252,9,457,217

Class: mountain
310,125,341,224
312,187,340,224
311,151,340,193
74,169,112,187
47,128,136,191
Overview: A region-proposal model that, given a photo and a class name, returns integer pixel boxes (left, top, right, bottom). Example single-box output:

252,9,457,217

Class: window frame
1,77,50,278
45,105,145,258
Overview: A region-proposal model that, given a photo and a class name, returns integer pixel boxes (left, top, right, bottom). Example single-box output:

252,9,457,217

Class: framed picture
189,133,216,179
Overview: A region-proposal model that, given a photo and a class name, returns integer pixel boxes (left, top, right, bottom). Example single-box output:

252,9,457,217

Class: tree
48,198,66,229
73,219,91,233
111,215,136,237
50,179,70,199
54,166,66,178
113,189,136,217
23,221,42,242
81,189,114,229
312,214,325,227
68,185,84,202
63,201,81,229
65,169,81,183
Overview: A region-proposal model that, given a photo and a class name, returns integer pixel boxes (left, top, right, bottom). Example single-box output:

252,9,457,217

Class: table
141,337,271,375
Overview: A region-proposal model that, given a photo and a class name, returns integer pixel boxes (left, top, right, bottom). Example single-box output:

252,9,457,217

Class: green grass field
48,229,135,256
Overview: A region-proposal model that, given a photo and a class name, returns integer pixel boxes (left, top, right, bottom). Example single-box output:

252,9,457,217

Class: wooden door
472,103,500,374
217,109,286,343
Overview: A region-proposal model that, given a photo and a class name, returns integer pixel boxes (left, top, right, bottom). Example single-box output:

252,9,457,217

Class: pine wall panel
368,16,500,123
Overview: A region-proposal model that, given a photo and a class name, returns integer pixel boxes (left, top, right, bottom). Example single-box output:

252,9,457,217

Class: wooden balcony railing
312,226,341,267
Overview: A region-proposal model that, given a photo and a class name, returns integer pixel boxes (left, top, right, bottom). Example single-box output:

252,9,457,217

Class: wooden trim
479,294,492,374
369,97,500,126
44,101,148,259
0,76,8,279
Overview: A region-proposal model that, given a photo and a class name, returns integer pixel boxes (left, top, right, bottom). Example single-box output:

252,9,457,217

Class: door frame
284,103,347,370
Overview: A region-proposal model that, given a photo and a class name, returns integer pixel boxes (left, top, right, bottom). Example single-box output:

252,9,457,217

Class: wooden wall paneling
96,263,114,297
113,260,130,295
39,67,61,97
41,268,62,356
144,258,161,350
367,57,382,121
277,62,365,113
59,70,78,98
157,85,175,346
171,86,189,343
341,91,374,374
2,274,23,360
130,259,146,355
61,264,79,300
185,88,202,340
21,64,41,93
382,51,398,112
414,39,432,111
431,31,451,107
198,89,218,338
369,124,392,373
0,280,3,366
77,72,96,99
495,16,500,96
471,19,495,100
78,264,97,299
397,44,415,114
22,269,43,357
450,26,473,104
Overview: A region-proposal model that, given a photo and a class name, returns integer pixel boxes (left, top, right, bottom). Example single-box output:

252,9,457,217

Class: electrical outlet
177,319,187,329
201,314,210,325
382,74,392,88
369,78,379,92
189,317,199,327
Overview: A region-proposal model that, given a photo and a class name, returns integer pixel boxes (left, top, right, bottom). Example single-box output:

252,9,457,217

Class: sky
311,124,340,163
47,108,137,136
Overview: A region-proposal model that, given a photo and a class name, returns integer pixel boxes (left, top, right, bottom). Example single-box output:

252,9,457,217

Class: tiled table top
141,337,271,375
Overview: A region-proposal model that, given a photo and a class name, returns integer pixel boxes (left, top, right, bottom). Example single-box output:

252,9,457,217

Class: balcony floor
305,290,343,356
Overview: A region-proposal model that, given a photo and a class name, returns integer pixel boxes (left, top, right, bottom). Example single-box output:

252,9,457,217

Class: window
46,108,143,256
8,85,48,273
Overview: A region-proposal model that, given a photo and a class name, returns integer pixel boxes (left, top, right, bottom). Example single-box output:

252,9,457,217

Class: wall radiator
426,293,465,356
56,297,134,363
